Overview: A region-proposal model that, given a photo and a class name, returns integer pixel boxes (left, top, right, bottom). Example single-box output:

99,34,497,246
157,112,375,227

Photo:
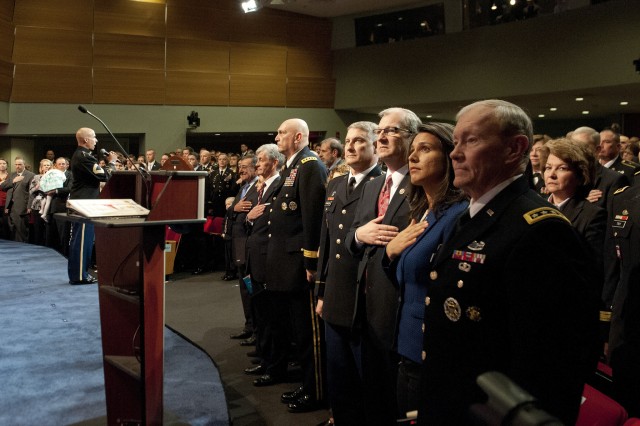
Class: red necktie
257,186,264,205
377,175,392,217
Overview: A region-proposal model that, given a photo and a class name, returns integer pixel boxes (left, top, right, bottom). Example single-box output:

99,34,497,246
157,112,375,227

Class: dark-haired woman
385,123,468,417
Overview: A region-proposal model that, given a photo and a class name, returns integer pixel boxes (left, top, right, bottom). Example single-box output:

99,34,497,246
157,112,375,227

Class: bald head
76,127,97,150
275,118,310,159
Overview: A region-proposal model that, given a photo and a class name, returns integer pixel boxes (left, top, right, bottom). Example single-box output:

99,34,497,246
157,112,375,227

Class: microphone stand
78,105,152,209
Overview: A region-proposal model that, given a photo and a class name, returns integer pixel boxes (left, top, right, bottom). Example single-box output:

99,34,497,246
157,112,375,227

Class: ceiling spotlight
582,111,589,115
575,97,584,102
620,101,629,106
509,0,516,5
538,114,545,118
241,0,260,13
426,115,433,118
491,3,497,10
549,107,557,111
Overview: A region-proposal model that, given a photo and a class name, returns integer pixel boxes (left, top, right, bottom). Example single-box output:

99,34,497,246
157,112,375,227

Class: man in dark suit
572,126,629,210
258,119,327,413
604,184,640,417
227,155,259,340
315,121,381,425
600,128,640,184
345,107,421,424
417,100,600,425
1,157,35,242
145,149,161,171
45,157,73,255
68,127,110,284
244,144,284,380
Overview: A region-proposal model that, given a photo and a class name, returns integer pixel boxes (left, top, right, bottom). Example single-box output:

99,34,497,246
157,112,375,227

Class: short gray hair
256,143,285,165
347,121,378,143
379,107,422,134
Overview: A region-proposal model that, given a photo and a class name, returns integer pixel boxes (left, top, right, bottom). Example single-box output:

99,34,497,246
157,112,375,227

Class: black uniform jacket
609,156,640,185
265,146,327,292
418,176,600,426
209,167,239,217
560,196,607,267
345,172,411,350
245,176,280,285
229,181,258,265
70,147,108,200
593,163,629,209
317,166,382,328
604,185,640,354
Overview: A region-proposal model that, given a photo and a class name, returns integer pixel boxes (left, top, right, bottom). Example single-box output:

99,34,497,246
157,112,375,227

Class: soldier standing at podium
68,127,109,285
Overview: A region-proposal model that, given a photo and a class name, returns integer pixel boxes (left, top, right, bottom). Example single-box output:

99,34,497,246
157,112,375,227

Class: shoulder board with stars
523,207,570,225
614,186,630,195
301,156,318,164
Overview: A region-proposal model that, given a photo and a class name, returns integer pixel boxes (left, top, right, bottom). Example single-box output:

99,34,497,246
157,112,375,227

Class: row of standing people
223,102,608,425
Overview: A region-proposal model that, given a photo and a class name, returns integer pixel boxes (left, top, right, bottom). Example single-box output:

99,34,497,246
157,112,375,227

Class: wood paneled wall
8,0,335,107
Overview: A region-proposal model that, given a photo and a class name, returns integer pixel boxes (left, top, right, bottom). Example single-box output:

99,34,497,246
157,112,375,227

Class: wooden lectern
88,168,206,425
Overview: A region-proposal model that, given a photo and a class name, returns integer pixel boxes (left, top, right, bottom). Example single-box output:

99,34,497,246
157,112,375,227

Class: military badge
289,201,298,211
458,262,471,272
613,213,628,229
399,188,406,195
467,241,485,251
281,202,288,210
466,306,482,322
444,297,461,322
452,250,486,264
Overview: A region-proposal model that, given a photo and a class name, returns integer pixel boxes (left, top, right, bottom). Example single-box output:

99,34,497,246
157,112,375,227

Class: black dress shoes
192,267,207,275
240,336,256,346
244,365,266,375
287,393,321,413
281,385,304,404
253,374,283,387
69,275,98,285
230,330,253,340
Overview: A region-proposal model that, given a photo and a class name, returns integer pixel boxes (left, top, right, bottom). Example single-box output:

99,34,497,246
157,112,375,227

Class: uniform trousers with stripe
262,287,325,401
68,222,94,282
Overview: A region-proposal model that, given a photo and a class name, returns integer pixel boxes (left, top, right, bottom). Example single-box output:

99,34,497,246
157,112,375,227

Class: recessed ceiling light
538,114,545,118
620,101,629,106
426,115,432,118
549,107,557,111
582,111,589,115
398,17,403,21
491,3,497,10
376,23,383,27
575,97,584,102
214,133,221,136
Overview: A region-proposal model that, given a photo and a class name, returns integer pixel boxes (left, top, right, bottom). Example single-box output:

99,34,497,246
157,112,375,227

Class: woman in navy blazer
384,123,468,418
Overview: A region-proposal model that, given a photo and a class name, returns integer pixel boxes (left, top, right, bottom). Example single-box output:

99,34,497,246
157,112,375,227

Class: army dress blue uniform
418,176,601,425
604,185,640,417
316,166,381,424
68,146,109,283
264,146,327,403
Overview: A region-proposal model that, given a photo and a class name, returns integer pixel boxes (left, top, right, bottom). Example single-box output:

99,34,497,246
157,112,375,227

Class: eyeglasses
374,127,412,136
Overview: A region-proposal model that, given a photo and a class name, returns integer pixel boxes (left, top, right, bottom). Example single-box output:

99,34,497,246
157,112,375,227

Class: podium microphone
78,105,152,208
99,148,109,157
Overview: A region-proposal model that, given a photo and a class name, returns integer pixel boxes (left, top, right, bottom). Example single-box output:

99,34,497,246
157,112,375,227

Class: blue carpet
0,239,228,425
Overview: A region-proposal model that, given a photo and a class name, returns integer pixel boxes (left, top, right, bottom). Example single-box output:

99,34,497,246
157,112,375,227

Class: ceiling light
241,0,260,13
575,97,584,101
491,3,497,10
582,111,589,115
426,115,432,118
549,107,557,111
420,21,427,27
620,101,629,105
538,114,545,118
509,0,516,5
398,17,403,21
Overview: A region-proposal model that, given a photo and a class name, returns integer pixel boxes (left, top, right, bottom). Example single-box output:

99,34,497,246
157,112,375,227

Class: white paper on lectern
66,199,150,218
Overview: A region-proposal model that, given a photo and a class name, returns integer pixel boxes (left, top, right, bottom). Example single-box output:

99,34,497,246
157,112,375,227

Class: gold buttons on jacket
268,234,271,238
339,224,344,229
336,254,341,259
268,221,271,225
425,296,430,306
457,280,464,288
336,239,341,245
421,351,426,361
341,209,347,214
422,324,425,333
430,271,438,280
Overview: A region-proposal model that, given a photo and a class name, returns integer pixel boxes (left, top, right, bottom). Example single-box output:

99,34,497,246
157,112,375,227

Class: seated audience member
541,138,606,266
417,100,600,425
384,123,468,418
160,153,170,166
599,128,640,182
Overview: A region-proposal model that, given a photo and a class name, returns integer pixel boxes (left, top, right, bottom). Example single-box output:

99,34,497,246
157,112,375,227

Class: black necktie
257,186,264,204
347,177,356,196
